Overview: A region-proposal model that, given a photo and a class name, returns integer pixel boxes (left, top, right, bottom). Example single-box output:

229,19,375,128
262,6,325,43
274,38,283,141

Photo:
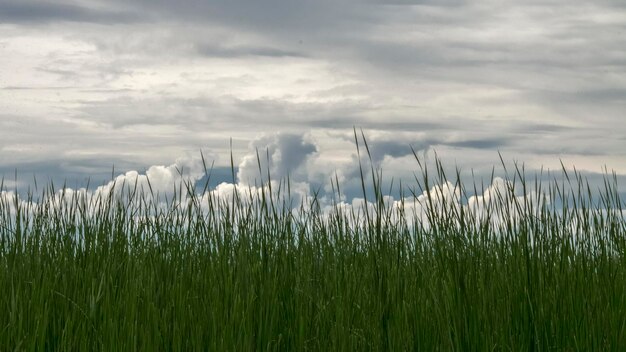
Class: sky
1,0,625,203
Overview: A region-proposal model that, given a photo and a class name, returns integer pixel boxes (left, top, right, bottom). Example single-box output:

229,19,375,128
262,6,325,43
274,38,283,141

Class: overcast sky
1,0,625,199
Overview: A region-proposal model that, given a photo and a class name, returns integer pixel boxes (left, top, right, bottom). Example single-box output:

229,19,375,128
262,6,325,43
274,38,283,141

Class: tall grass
1,134,626,350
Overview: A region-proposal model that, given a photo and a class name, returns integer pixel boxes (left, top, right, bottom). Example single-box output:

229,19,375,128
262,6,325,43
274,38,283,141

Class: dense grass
2,138,626,350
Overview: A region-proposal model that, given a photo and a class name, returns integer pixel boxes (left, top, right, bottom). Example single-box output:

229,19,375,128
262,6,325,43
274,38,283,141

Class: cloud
466,176,550,229
0,190,16,208
446,138,510,150
326,175,552,231
3,135,624,240
113,0,376,34
366,139,427,163
237,133,318,186
1,0,625,189
195,43,306,59
92,154,206,199
392,180,461,227
0,1,139,24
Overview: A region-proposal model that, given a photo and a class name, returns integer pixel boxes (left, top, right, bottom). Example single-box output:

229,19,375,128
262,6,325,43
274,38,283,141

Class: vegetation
1,134,626,351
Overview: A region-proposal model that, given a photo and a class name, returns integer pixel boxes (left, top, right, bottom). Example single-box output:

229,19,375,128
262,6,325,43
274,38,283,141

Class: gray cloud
1,0,625,197
194,44,306,59
447,138,510,150
0,159,133,192
367,140,424,162
237,133,317,185
0,1,139,24
116,0,375,33
337,131,514,163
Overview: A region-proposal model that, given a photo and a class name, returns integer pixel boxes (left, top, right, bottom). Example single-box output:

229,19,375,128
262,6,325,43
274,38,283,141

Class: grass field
2,137,626,350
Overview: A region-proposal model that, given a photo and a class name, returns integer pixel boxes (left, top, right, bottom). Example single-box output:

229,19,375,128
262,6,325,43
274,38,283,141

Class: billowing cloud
237,133,317,186
92,154,206,199
2,131,624,241
467,176,549,225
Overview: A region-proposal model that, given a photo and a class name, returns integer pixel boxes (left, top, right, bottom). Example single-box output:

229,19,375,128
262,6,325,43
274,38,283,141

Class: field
2,138,626,350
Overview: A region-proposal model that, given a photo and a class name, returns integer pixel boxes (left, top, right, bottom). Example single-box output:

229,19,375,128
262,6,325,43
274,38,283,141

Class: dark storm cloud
0,1,139,24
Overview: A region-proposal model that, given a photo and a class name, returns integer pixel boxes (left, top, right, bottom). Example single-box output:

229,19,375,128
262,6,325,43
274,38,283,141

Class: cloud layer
3,131,625,239
1,0,625,191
